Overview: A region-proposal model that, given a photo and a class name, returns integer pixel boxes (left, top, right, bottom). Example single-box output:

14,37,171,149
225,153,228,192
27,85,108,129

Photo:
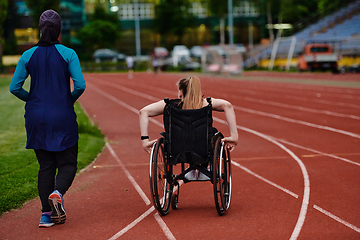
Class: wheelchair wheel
149,137,172,216
171,184,180,210
212,134,232,216
171,194,179,210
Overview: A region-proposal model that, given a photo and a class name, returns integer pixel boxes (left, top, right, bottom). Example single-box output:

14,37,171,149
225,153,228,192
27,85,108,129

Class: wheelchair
149,98,232,216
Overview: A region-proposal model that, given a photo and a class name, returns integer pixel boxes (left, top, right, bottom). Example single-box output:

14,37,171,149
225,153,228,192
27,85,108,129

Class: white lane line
154,213,176,240
91,79,310,239
107,143,151,206
242,97,360,120
234,88,360,109
204,82,360,109
245,84,360,95
244,85,360,101
108,206,155,240
271,137,360,167
94,79,359,238
306,98,360,109
313,205,360,233
233,105,360,139
213,117,310,240
88,82,162,128
231,161,299,198
96,78,360,139
212,89,360,120
95,77,360,137
94,79,160,102
98,77,175,96
87,85,174,240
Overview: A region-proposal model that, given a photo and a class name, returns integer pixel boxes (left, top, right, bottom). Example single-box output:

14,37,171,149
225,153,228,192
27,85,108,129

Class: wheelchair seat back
163,98,213,165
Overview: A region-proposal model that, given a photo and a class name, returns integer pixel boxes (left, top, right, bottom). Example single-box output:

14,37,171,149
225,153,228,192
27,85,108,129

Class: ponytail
177,76,203,109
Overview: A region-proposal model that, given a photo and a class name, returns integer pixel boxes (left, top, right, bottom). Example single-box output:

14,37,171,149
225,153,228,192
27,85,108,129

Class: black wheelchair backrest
163,98,213,165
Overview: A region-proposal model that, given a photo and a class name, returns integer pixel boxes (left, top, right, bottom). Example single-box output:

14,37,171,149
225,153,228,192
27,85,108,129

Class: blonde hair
177,76,203,109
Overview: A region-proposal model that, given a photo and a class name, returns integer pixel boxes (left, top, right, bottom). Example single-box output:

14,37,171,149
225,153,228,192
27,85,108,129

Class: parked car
93,49,126,63
340,64,360,73
298,43,340,73
348,64,360,73
153,47,169,58
180,58,201,71
165,55,200,71
235,44,247,53
171,45,190,59
190,46,203,60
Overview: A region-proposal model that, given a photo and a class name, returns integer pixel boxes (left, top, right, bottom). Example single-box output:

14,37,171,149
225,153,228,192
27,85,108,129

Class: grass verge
0,76,105,215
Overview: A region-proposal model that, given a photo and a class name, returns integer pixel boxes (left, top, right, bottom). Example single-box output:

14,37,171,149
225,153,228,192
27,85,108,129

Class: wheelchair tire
212,134,232,216
171,194,179,210
149,137,172,216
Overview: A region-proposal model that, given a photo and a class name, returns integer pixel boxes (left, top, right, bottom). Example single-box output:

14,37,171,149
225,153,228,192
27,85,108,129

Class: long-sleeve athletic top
9,44,86,151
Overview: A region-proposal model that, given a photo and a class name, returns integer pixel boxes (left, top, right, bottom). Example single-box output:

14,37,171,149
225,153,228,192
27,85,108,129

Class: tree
25,0,60,28
0,0,8,66
77,5,120,54
280,0,318,24
317,0,336,14
208,0,228,45
154,0,195,46
90,4,118,23
3,0,20,55
77,20,119,53
250,0,321,40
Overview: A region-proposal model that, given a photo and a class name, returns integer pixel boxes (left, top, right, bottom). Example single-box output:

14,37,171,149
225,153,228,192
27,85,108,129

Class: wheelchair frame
149,100,232,216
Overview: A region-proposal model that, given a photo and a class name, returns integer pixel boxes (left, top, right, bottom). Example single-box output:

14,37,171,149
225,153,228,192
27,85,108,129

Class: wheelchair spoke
213,134,232,215
149,137,172,216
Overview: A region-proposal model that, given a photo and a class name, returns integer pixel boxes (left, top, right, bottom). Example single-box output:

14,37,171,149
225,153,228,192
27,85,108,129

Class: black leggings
34,143,78,212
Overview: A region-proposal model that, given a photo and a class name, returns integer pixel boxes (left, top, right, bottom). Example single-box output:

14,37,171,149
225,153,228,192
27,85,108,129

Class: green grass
0,76,105,215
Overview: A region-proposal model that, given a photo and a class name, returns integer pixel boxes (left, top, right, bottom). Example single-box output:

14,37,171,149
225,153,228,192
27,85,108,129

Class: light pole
134,0,141,57
248,21,253,51
228,0,234,45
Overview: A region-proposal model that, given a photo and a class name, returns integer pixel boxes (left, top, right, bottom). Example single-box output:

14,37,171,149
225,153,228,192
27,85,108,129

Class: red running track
1,71,360,239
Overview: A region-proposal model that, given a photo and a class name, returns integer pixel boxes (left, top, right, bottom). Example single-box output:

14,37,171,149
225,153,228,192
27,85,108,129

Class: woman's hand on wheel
221,136,238,152
142,139,157,153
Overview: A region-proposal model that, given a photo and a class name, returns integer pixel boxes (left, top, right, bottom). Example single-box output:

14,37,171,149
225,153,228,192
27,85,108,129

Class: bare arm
211,98,238,151
139,100,166,153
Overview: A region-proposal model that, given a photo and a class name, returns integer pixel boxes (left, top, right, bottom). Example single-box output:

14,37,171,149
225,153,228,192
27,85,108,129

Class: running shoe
197,171,210,181
185,170,197,181
48,190,66,224
39,212,55,228
198,166,211,181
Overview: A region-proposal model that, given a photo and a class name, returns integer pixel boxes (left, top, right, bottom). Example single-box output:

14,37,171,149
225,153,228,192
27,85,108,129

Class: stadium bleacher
295,0,360,41
245,0,360,68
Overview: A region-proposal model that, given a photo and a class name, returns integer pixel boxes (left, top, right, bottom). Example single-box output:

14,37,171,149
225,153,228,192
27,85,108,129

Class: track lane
2,72,359,239
95,73,359,162
85,74,314,239
85,73,360,238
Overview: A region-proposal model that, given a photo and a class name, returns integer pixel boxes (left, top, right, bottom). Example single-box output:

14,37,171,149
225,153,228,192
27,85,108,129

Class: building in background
11,0,264,56
12,0,85,52
60,0,86,44
83,0,264,55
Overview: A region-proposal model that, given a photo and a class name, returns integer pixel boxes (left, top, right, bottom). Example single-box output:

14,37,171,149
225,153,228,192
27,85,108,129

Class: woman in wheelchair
139,76,238,215
140,76,237,150
139,76,238,172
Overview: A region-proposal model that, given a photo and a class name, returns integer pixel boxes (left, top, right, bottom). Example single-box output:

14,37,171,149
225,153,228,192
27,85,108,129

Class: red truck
298,43,341,73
